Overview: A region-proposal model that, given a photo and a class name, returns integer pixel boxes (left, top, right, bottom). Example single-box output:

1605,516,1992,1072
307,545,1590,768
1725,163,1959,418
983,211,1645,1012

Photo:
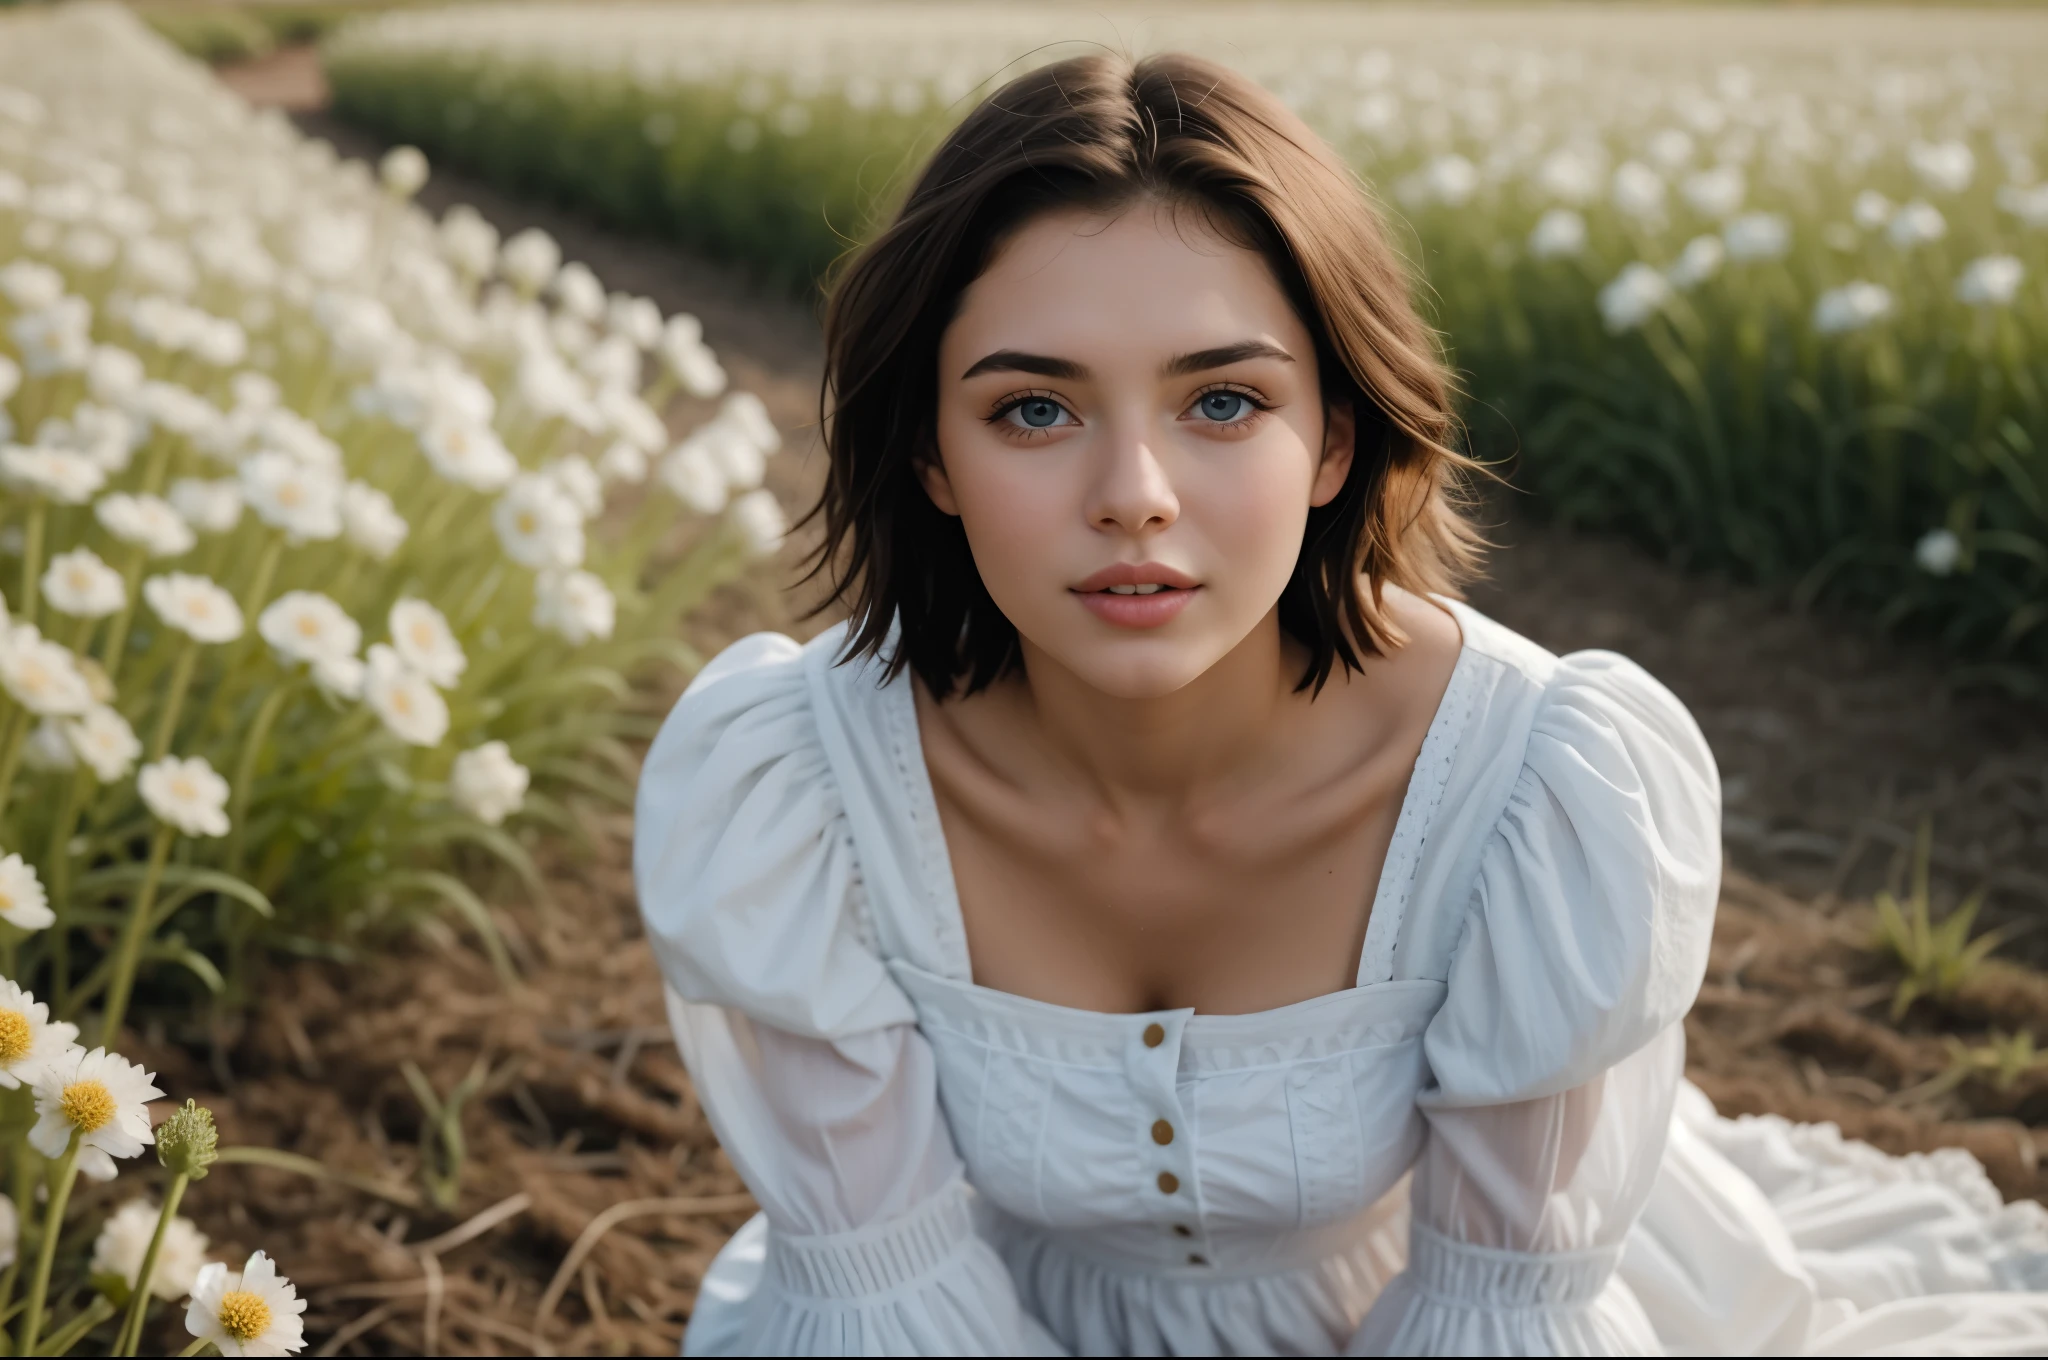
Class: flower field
0,3,786,1350
323,2,2048,694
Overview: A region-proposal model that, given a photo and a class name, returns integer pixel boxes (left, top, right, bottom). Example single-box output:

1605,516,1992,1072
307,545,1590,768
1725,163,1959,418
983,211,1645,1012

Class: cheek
933,411,1071,587
1179,436,1320,578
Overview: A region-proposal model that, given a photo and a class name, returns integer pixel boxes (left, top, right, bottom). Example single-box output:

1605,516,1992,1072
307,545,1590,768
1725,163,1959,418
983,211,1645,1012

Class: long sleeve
1352,649,1721,1356
634,633,1043,1356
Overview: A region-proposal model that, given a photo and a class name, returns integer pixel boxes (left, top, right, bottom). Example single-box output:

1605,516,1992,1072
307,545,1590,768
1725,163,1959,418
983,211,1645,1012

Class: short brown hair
808,50,1495,697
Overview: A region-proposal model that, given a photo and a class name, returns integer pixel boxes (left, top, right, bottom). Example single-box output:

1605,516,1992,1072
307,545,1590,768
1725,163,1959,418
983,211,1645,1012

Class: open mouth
1075,582,1200,629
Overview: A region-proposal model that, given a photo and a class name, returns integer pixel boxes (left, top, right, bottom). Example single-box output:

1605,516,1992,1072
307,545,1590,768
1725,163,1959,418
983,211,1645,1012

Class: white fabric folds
634,599,2048,1356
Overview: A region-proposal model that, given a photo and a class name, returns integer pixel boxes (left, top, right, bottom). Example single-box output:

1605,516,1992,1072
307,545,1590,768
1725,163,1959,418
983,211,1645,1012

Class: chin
1042,638,1223,700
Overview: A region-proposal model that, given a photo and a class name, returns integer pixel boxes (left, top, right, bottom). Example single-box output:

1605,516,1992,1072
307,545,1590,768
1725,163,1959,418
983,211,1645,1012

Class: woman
634,52,2048,1356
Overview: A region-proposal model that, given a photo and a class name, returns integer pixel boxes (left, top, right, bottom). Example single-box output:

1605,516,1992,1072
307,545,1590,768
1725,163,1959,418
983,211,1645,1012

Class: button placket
1122,1010,1201,1266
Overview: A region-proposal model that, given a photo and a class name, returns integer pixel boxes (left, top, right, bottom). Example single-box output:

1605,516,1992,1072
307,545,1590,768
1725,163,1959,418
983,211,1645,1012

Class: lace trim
1406,1222,1622,1311
765,1176,978,1301
884,669,974,980
1355,644,1485,986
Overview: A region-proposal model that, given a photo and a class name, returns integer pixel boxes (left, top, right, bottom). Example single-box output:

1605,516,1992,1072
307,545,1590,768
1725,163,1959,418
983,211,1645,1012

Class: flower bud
156,1099,218,1180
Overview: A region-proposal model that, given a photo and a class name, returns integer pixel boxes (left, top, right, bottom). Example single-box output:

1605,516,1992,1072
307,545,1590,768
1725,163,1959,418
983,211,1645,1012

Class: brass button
1151,1119,1174,1146
1173,1223,1192,1238
1142,1023,1165,1048
1157,1171,1179,1194
1187,1253,1208,1266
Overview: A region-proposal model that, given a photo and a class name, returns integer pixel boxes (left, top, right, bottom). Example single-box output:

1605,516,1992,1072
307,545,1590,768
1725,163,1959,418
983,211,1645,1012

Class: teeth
1105,583,1168,595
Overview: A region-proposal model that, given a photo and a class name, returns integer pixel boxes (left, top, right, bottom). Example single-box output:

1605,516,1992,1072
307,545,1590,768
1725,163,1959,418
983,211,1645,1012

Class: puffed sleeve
634,633,1046,1356
1351,650,1721,1356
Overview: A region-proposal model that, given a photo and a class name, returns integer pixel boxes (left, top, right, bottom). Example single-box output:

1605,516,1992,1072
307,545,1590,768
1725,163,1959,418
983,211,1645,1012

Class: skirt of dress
683,1081,2048,1357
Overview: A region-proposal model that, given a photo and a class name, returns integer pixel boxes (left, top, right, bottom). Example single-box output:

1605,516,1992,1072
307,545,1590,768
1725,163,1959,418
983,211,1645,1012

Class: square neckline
884,595,1482,1024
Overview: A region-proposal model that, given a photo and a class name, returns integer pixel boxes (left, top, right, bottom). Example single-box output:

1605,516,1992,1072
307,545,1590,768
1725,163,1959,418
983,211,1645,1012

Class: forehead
944,202,1306,364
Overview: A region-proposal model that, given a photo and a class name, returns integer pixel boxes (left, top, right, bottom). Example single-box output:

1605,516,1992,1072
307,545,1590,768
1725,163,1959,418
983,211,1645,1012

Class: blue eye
1196,391,1251,422
1015,397,1064,428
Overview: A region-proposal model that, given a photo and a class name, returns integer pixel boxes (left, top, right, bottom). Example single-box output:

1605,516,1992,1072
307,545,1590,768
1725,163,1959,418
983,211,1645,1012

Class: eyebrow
958,339,1296,382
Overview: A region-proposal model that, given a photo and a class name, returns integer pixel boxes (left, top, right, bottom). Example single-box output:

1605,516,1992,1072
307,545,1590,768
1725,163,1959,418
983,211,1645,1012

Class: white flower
0,979,77,1089
607,293,663,349
438,205,499,279
0,854,53,931
363,645,449,747
23,720,74,774
1679,164,1744,219
596,439,649,485
500,228,561,295
388,599,465,690
185,1251,307,1358
1915,527,1962,576
1722,212,1790,262
0,1196,13,1272
1597,262,1670,333
1666,234,1725,290
657,317,728,398
1907,139,1975,195
0,446,103,504
660,439,728,515
240,451,343,544
418,421,518,493
533,568,615,644
552,261,606,322
93,1198,213,1302
1610,161,1665,221
1955,255,2025,308
41,548,123,619
0,355,17,405
1419,153,1479,206
1813,281,1894,335
380,145,429,198
139,756,231,837
492,476,585,570
258,592,361,668
144,574,244,645
730,489,788,558
96,493,196,558
29,1046,162,1164
311,652,365,702
450,741,530,826
0,260,62,310
1886,200,1947,249
1535,145,1603,205
1526,208,1586,260
1852,189,1893,230
70,404,137,474
719,394,779,454
87,346,145,406
340,481,408,560
168,478,243,534
64,705,140,783
2000,182,2048,230
0,630,93,717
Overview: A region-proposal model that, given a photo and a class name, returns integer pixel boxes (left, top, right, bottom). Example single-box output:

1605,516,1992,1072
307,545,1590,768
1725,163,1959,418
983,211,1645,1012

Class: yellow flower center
296,615,321,638
278,483,303,508
169,775,199,803
390,690,413,717
515,511,538,535
0,1008,30,1066
216,1289,272,1342
60,1078,116,1133
410,623,436,648
184,600,208,621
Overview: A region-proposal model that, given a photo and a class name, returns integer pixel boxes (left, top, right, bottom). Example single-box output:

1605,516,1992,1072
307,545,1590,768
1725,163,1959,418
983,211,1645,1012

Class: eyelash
982,383,1274,439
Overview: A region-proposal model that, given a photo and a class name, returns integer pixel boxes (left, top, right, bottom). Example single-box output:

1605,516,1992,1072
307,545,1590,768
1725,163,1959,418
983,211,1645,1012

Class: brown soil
132,46,2048,1357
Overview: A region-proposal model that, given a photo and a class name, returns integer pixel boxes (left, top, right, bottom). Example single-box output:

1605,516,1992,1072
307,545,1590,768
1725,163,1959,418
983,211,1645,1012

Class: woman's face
929,202,1355,699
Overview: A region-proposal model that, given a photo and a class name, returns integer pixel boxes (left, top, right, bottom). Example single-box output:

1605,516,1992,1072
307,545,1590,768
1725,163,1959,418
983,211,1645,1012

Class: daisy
492,475,584,569
363,645,449,748
533,568,616,645
41,548,123,619
29,1046,161,1166
95,492,196,558
138,756,231,838
167,477,243,534
418,420,517,492
0,853,52,932
63,704,141,783
92,1198,214,1301
0,979,76,1089
660,440,728,515
730,488,788,559
0,629,93,717
451,741,530,826
388,599,465,689
239,451,342,544
257,592,361,668
0,446,103,504
339,481,407,560
22,720,75,774
144,574,244,645
185,1251,307,1357
311,652,365,702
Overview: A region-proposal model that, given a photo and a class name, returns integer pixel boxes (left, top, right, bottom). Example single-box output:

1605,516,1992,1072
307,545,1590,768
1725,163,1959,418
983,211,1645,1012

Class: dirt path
171,46,2048,1357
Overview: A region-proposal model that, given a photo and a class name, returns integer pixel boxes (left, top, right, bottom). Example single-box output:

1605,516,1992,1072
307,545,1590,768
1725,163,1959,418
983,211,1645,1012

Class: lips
1071,562,1200,629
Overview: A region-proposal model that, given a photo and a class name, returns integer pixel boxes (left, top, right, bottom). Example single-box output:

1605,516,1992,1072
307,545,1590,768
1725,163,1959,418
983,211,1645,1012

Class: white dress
633,597,2048,1357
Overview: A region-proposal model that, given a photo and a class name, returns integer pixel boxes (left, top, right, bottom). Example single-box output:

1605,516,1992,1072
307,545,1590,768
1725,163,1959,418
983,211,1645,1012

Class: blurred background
0,1,2044,1353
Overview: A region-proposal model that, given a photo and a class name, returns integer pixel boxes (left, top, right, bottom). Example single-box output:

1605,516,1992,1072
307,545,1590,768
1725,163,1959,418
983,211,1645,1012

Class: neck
1012,609,1300,803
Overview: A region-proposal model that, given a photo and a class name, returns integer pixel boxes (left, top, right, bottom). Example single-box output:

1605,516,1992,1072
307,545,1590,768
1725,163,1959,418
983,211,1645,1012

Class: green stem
146,643,199,765
18,1133,81,1356
97,550,147,684
223,684,293,877
174,1336,210,1357
44,773,86,1012
0,707,29,827
0,1118,36,1351
96,825,173,1049
18,504,44,631
113,1175,186,1357
40,1295,113,1357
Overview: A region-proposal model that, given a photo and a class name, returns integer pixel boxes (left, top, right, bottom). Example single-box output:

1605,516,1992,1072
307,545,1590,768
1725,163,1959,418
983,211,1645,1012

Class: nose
1084,421,1179,536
